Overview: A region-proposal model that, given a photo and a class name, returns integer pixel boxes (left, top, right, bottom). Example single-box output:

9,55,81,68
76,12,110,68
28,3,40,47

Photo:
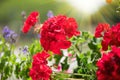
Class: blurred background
0,0,120,45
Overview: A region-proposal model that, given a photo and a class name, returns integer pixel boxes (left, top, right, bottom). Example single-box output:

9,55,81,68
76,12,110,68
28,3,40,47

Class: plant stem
53,72,91,77
72,45,80,56
1,72,3,80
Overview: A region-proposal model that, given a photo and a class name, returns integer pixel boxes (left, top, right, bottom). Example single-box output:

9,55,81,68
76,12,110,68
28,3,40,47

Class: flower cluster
22,11,39,33
95,23,120,50
29,51,52,80
2,26,17,43
95,23,110,38
97,46,120,80
22,11,81,79
40,15,80,55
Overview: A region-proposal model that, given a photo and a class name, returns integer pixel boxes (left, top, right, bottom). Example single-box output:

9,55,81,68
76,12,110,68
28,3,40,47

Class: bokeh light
66,0,106,15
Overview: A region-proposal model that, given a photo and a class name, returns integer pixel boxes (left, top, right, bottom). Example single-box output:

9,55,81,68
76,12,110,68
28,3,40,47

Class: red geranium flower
97,46,120,80
95,23,110,38
29,65,52,80
22,11,39,33
29,51,52,80
61,17,80,38
40,15,80,55
95,23,120,51
32,51,50,65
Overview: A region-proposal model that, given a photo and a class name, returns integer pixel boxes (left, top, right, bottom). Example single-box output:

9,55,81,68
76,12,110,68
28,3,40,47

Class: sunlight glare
67,0,106,14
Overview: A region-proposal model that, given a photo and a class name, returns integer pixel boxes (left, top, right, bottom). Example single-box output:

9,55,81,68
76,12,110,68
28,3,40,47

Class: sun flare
66,0,106,15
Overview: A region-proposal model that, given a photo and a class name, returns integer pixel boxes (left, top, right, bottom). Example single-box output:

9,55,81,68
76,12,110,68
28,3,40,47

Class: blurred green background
0,0,120,45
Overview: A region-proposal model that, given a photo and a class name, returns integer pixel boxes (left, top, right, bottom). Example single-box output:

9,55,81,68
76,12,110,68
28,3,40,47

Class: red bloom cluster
95,23,110,38
95,23,120,50
29,51,52,80
97,46,120,80
40,15,80,55
22,11,39,33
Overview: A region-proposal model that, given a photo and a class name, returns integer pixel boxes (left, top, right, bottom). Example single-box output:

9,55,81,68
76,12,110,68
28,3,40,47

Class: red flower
95,23,110,38
40,15,80,54
32,51,50,65
101,30,112,50
29,51,52,80
22,11,39,33
97,46,120,80
95,23,120,51
61,17,80,38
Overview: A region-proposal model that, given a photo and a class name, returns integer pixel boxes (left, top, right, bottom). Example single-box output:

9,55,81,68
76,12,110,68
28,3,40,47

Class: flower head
22,11,39,33
40,15,80,55
30,64,52,80
95,23,120,51
2,26,11,39
22,46,28,54
29,51,52,80
32,51,50,65
2,26,17,43
47,10,54,18
97,46,120,80
95,23,110,38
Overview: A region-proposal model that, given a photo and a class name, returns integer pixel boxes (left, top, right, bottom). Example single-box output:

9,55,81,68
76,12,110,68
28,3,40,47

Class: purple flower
2,26,18,43
10,32,18,43
47,10,54,18
2,26,11,39
22,46,28,54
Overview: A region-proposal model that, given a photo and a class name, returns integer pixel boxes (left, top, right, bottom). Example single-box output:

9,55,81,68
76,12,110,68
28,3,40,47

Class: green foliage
0,37,42,80
61,57,69,71
14,40,43,80
54,54,62,65
0,31,102,80
68,31,102,80
29,40,43,56
52,72,70,80
0,37,16,80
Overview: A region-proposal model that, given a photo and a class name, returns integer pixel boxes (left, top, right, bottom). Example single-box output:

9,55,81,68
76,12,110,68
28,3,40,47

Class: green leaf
61,57,69,71
54,55,62,65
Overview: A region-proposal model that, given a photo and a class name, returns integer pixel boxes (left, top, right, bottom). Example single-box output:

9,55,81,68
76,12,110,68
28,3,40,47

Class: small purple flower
2,26,11,39
10,32,18,43
47,10,54,18
2,26,18,43
22,46,28,54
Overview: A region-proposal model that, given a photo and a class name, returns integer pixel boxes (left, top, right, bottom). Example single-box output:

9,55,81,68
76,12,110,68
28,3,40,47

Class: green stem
72,44,81,56
75,43,81,53
53,72,91,77
70,73,91,77
1,72,3,80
